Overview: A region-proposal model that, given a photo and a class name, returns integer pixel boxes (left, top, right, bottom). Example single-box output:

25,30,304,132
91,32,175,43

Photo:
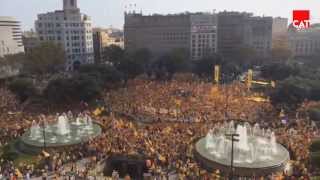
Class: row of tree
2,41,319,109
260,62,320,110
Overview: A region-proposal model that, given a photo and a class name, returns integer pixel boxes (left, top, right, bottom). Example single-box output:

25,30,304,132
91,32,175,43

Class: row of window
38,30,92,35
39,35,92,41
66,48,93,54
37,22,91,28
192,34,216,39
293,40,320,48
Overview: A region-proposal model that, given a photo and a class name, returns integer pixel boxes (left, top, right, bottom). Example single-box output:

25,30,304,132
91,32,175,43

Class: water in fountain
30,120,41,140
205,121,278,164
56,114,70,135
84,114,93,130
73,113,83,126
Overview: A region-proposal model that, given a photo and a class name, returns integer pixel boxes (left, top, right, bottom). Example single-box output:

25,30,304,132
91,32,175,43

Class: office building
288,24,320,57
125,12,190,57
0,16,24,57
190,14,218,59
217,11,272,59
272,17,289,49
35,0,94,70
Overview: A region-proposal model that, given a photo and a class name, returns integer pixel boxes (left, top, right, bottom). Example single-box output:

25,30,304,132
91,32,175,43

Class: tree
24,42,66,75
8,77,37,102
44,74,101,104
271,47,292,61
269,77,315,109
230,46,257,67
132,48,152,67
152,48,190,79
79,64,123,86
193,53,223,77
116,57,145,80
103,45,125,65
261,63,300,81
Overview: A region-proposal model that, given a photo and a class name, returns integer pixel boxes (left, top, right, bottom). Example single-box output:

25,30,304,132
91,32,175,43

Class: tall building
288,24,320,57
190,14,218,59
93,28,124,63
124,12,217,60
272,17,288,35
35,0,94,70
0,16,24,57
22,30,40,53
217,11,272,59
249,16,273,57
125,13,190,57
272,17,289,49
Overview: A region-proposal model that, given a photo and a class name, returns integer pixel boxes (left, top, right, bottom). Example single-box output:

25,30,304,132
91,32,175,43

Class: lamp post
225,133,239,180
41,115,46,150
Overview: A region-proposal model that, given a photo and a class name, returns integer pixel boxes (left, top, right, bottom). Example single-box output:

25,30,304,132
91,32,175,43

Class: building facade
124,12,218,60
217,11,272,59
125,13,191,57
35,0,94,70
272,17,288,35
249,16,273,57
0,16,24,57
288,24,320,57
22,30,40,53
190,14,218,59
272,17,288,49
93,28,124,63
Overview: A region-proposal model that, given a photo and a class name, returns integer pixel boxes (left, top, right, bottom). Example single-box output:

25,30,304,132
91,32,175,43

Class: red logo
293,10,310,29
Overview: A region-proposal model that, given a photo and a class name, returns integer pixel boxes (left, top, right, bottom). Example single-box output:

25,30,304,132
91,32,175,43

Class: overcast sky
1,0,320,31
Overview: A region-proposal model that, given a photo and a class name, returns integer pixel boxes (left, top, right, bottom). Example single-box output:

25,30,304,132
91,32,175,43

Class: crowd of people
0,78,319,179
104,79,275,124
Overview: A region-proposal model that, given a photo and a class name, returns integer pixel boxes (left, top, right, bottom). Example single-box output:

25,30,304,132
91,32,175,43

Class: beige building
272,17,289,49
93,28,124,63
0,16,24,57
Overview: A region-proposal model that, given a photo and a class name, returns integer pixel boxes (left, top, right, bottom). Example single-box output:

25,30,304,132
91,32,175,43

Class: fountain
194,121,290,176
56,114,70,135
29,120,41,140
20,113,102,154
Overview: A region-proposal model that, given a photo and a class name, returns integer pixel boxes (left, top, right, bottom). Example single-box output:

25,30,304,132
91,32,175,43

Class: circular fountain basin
19,123,102,154
194,137,290,176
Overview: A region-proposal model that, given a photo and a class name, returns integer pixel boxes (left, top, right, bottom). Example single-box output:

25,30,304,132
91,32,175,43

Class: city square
1,0,320,179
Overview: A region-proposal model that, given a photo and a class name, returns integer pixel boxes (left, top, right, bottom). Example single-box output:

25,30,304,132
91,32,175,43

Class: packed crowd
0,79,319,179
104,79,276,124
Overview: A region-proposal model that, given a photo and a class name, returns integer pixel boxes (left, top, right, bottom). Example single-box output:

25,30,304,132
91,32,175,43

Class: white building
190,13,218,60
0,16,24,57
35,0,94,70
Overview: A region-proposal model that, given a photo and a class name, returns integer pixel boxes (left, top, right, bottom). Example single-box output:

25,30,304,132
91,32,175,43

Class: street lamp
225,133,239,180
40,115,47,150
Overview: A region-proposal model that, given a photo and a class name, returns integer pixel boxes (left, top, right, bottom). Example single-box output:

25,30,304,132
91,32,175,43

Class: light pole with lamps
225,133,239,180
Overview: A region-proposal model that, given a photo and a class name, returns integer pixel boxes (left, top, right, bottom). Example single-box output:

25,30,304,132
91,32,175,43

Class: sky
1,0,320,31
